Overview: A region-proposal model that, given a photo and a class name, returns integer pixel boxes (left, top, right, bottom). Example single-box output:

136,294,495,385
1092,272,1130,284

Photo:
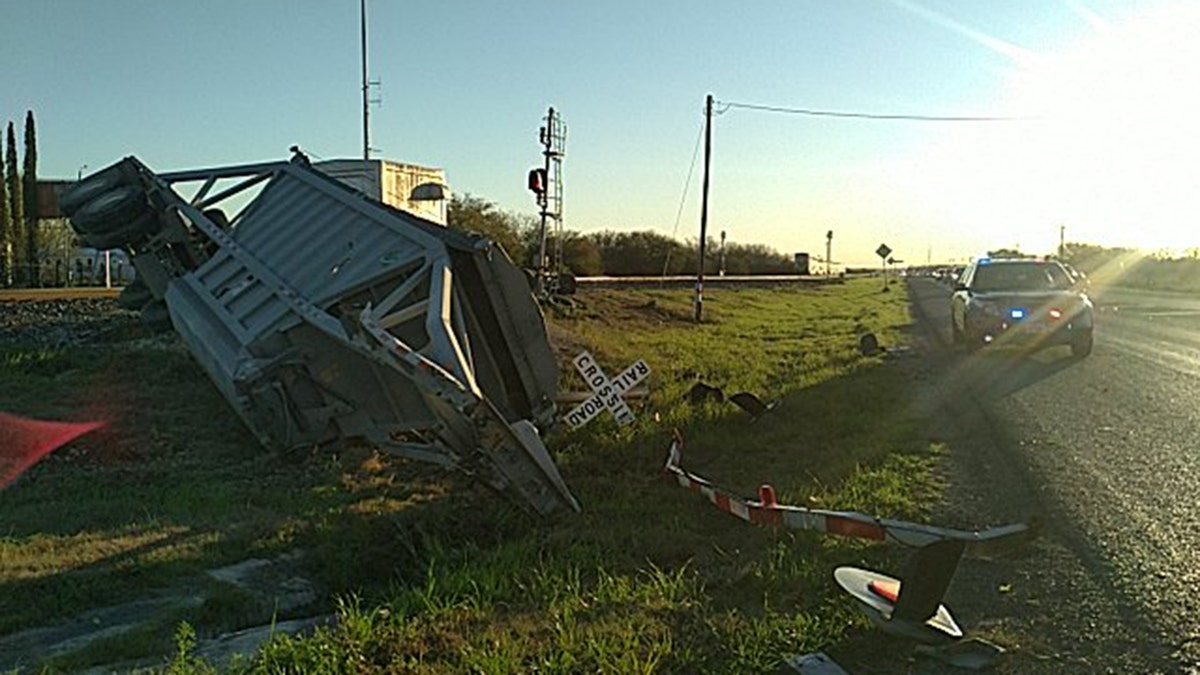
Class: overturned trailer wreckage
61,154,578,515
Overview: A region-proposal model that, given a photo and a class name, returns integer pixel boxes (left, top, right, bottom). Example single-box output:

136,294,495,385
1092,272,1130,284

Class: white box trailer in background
794,252,810,276
315,159,449,226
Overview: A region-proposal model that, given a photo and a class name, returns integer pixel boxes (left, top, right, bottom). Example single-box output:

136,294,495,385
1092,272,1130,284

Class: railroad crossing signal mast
826,230,833,276
528,107,567,295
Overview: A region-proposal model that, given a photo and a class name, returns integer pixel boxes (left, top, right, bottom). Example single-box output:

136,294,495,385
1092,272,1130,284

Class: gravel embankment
0,298,144,348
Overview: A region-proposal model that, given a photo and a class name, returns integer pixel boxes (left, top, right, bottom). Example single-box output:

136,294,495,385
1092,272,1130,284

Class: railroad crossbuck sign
565,352,651,428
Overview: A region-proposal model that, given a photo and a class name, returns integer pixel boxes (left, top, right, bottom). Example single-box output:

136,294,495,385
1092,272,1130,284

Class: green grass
0,279,941,672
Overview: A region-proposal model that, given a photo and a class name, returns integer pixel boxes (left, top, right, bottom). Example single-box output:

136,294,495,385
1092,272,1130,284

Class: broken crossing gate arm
662,430,1035,550
663,429,1037,648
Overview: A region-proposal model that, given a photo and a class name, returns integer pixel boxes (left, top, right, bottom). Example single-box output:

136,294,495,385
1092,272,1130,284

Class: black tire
140,299,173,332
73,186,150,234
117,278,154,311
81,212,158,250
59,163,129,216
1071,330,1094,358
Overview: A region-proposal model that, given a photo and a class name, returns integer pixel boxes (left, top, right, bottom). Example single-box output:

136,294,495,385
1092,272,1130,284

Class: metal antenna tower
360,0,381,160
534,107,567,293
361,0,370,160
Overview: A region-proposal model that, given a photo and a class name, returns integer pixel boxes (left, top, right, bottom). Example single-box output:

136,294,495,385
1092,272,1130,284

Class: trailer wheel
117,278,154,311
82,212,158,250
73,186,151,233
140,299,173,332
59,164,129,216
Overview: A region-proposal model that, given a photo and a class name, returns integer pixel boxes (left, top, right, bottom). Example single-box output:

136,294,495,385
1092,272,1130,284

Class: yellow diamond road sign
876,244,892,260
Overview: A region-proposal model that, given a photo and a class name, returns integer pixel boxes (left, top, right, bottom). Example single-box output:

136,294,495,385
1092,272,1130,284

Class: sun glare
888,2,1200,256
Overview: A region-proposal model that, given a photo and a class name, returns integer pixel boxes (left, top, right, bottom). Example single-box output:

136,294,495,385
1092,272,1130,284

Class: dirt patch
558,289,695,328
544,321,590,371
623,297,694,324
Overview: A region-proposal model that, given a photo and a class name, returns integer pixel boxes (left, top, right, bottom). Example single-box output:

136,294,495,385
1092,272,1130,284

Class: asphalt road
904,277,1200,673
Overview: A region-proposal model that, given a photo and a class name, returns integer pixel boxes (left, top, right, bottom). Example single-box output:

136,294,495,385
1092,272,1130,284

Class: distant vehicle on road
951,258,1094,357
933,266,965,286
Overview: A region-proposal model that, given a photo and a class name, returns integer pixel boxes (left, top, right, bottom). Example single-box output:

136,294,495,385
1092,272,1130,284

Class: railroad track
0,274,858,303
0,287,121,302
575,274,848,288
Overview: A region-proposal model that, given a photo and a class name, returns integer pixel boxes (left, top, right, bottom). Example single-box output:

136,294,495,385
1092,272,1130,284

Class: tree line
0,110,39,287
447,193,800,277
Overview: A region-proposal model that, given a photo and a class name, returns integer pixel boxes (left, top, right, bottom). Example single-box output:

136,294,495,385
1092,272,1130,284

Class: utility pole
361,0,370,161
1059,224,1065,259
695,94,713,322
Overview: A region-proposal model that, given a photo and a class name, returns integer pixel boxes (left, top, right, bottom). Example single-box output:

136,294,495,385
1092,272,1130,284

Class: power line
662,117,706,278
717,100,1033,122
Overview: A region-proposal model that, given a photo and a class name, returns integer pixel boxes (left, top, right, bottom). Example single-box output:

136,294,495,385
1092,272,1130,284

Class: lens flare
0,412,106,489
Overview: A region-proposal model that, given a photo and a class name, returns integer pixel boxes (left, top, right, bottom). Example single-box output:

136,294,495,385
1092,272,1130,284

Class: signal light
527,168,546,196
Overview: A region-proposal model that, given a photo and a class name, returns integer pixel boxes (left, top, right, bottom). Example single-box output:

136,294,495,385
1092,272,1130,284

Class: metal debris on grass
781,652,851,674
684,382,779,421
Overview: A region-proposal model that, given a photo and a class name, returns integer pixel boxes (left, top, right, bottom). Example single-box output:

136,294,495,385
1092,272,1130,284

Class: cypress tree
22,111,38,286
5,122,23,285
0,138,8,286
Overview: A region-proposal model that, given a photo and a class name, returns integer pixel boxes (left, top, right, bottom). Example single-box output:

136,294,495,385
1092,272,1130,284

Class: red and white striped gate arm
663,431,1031,549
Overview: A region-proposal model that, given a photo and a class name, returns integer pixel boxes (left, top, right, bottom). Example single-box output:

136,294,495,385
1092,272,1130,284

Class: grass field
0,278,941,673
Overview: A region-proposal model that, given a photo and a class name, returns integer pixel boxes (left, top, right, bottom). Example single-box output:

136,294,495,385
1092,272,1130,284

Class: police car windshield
971,262,1072,293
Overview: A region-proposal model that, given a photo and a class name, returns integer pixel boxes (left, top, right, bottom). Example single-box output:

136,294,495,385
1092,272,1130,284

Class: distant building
36,180,71,219
314,159,449,225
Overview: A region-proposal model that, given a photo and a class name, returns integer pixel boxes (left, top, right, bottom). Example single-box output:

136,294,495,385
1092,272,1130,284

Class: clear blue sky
3,0,1195,265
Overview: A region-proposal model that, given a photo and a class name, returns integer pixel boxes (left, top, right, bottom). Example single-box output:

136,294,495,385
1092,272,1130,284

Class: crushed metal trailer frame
61,154,578,515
